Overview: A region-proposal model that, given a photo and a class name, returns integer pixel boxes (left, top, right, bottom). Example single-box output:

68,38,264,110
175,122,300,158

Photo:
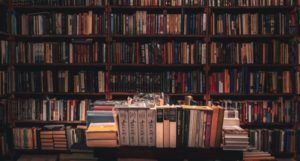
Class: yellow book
182,105,212,111
87,123,118,133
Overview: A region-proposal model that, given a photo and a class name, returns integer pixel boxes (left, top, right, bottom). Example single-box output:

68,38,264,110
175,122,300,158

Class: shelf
14,35,106,40
14,92,106,98
240,123,294,129
111,92,204,96
211,6,294,12
211,35,293,40
0,31,9,38
210,93,294,98
110,6,205,11
14,63,106,69
210,64,294,68
112,34,205,39
93,147,243,160
14,149,71,154
13,6,105,12
14,120,86,125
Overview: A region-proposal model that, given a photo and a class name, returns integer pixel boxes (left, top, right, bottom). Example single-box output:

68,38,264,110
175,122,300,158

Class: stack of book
40,125,67,151
86,123,119,147
222,109,249,151
223,126,249,151
86,101,119,147
243,151,275,161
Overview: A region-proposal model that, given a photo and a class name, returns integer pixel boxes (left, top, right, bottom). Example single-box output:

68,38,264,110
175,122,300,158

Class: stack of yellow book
86,123,119,147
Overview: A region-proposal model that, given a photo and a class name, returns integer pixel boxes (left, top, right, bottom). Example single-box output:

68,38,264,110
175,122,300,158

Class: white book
147,108,156,147
118,109,130,146
129,110,138,146
138,109,147,146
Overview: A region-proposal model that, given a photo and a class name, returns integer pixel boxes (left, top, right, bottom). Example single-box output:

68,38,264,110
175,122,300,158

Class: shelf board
14,149,71,154
211,6,294,12
210,64,294,68
210,93,294,98
14,35,106,40
14,92,106,98
240,123,294,128
211,35,294,40
14,63,106,68
111,64,205,68
112,34,205,39
13,5,105,11
14,120,86,125
110,5,205,11
111,92,204,96
271,152,294,158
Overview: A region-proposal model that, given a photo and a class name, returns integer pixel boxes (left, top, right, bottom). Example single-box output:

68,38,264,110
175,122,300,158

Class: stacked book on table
40,125,67,150
222,109,249,151
86,101,119,147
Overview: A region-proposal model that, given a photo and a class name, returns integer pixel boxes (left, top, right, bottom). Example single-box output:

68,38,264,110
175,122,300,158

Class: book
16,41,106,64
209,0,295,6
14,11,105,35
12,0,105,6
110,0,206,6
110,41,206,64
86,123,119,147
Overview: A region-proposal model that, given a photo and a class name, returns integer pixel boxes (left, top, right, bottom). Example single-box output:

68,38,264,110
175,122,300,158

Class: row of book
12,0,105,6
12,99,90,121
14,11,106,35
0,132,9,157
110,41,206,64
209,69,292,94
117,106,224,148
109,71,206,93
15,70,105,93
13,125,87,150
15,41,107,64
110,12,207,35
248,129,295,154
210,41,297,64
0,41,8,65
212,13,294,35
215,99,295,124
110,0,207,6
14,40,299,65
209,0,296,6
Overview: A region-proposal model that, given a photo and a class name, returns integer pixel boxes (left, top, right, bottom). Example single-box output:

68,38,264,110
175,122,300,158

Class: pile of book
86,101,119,147
222,109,249,151
243,151,275,161
223,126,249,151
40,125,67,151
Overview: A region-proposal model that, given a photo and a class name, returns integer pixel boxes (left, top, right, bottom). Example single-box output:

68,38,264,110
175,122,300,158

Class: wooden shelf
14,35,106,40
14,63,106,69
13,5,105,11
110,5,205,11
241,123,294,128
211,35,293,40
210,93,294,98
93,147,243,160
110,92,204,96
14,92,106,98
112,34,205,39
210,64,294,68
14,120,86,125
211,6,294,12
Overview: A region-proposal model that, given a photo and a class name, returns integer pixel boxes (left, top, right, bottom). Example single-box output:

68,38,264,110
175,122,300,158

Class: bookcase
3,0,300,160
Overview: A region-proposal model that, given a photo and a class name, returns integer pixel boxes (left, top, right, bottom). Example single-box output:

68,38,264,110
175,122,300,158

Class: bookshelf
5,0,300,160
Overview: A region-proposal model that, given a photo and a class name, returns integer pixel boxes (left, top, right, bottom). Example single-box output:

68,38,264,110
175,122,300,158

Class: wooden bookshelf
7,1,300,160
